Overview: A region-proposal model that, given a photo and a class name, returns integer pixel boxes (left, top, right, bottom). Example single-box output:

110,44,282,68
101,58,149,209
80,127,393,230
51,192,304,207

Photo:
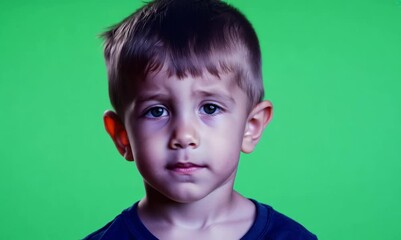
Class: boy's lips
167,162,206,174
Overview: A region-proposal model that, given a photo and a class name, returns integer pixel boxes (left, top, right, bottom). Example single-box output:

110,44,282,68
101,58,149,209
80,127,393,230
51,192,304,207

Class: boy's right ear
103,110,134,161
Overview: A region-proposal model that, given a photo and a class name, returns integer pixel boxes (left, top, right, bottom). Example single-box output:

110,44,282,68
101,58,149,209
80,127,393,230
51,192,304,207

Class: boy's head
101,0,272,203
102,0,264,117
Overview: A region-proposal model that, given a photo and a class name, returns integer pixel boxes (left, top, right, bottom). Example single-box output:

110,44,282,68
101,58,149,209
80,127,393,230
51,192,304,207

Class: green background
1,0,400,239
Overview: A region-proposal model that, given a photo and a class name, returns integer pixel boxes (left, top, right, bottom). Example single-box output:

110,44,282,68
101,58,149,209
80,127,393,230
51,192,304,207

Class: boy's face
106,67,271,203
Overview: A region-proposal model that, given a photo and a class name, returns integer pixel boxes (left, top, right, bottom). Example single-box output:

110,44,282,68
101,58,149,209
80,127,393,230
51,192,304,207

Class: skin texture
104,68,272,239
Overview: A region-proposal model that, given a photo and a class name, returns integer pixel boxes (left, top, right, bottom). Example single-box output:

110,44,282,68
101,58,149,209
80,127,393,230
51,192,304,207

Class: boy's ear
103,110,134,161
241,100,273,154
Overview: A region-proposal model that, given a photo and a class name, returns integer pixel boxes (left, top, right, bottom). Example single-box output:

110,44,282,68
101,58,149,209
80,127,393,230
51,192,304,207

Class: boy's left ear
241,100,273,153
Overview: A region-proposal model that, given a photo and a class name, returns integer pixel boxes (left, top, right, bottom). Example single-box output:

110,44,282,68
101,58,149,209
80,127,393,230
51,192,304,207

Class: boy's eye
200,104,221,115
144,106,168,118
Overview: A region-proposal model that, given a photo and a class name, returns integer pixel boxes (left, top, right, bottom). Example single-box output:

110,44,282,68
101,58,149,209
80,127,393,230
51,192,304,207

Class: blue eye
200,104,221,115
144,106,168,118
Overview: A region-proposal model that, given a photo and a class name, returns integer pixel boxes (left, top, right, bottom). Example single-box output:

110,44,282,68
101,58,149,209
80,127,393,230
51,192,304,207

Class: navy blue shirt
84,200,317,240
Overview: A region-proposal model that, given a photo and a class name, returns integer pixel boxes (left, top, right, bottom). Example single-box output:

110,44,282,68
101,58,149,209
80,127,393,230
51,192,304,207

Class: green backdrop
1,0,400,239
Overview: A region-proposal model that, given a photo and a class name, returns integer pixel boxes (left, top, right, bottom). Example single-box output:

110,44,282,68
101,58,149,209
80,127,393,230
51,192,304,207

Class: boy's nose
169,120,200,150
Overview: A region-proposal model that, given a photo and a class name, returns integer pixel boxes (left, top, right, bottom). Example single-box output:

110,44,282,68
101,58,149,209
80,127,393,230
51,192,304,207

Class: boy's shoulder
83,200,317,240
83,202,157,240
244,199,318,240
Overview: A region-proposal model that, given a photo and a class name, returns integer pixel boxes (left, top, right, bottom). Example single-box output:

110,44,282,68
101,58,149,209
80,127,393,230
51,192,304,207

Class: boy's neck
137,182,253,230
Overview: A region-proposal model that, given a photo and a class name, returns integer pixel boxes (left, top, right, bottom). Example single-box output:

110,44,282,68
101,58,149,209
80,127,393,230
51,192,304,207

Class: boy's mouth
167,162,205,174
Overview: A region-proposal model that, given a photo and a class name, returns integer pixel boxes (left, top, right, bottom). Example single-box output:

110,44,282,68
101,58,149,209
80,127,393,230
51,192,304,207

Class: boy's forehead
144,47,247,81
129,66,246,104
126,47,254,107
125,64,252,121
143,66,238,89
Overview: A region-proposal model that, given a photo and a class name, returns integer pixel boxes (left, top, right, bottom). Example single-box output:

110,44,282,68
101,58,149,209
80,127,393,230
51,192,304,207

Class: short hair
101,0,264,117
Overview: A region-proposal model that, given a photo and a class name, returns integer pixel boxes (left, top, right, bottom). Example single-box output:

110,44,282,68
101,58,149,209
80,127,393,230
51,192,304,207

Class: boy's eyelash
143,106,169,118
199,103,224,115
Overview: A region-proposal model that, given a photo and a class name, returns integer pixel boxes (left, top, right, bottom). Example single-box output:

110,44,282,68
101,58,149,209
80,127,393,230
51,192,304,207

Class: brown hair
101,0,264,117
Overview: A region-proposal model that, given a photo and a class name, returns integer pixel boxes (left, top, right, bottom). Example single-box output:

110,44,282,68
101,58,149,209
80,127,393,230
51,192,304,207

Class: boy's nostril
170,136,199,149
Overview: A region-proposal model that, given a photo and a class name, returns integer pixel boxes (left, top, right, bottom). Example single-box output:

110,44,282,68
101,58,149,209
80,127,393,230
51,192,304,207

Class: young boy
85,0,317,239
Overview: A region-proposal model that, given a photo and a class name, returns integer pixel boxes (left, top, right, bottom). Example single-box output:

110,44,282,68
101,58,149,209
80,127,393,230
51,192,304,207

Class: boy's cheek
131,137,167,161
132,130,167,147
203,126,244,151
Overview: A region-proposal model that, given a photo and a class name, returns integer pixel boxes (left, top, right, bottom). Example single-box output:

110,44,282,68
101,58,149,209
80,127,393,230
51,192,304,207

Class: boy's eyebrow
194,90,236,104
135,90,235,104
135,93,170,103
